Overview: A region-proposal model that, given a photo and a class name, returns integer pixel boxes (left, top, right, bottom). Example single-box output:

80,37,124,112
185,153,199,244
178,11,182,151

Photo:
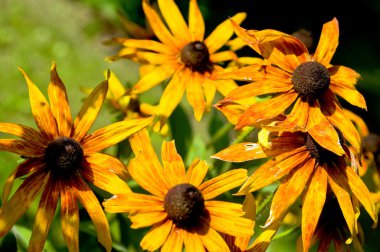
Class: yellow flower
213,130,376,252
103,129,254,251
212,18,365,156
0,63,153,251
111,0,245,125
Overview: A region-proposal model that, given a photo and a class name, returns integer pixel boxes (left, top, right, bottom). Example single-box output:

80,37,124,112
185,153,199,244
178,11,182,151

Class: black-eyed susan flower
110,0,245,125
103,129,254,251
0,63,153,251
212,130,376,252
212,18,365,156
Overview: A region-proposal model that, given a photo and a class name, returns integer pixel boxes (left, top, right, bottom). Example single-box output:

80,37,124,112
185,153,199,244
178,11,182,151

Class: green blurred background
1,0,380,251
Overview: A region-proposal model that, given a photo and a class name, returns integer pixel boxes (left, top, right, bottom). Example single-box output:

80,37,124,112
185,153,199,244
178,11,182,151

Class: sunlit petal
162,226,184,252
84,152,128,180
140,220,173,251
162,140,186,187
185,159,208,187
133,64,177,94
313,18,339,65
212,142,269,162
189,0,205,41
129,211,168,229
198,222,229,252
60,183,79,252
186,72,206,121
103,193,164,213
0,122,48,148
184,230,206,252
0,139,44,157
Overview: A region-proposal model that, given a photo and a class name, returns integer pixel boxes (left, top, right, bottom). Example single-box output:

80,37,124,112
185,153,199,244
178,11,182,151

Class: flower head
103,129,254,251
110,0,245,125
0,63,153,251
212,18,365,156
212,130,376,251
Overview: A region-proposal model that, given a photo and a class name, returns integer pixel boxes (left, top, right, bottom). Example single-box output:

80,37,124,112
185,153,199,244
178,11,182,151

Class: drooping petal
327,164,356,235
128,211,168,229
142,0,180,50
84,152,128,180
345,166,376,222
214,100,251,125
103,193,164,213
329,83,367,109
199,169,247,200
82,116,154,154
159,67,189,119
158,0,190,45
74,177,112,252
60,183,79,252
236,92,298,129
249,218,283,252
48,63,73,136
133,64,177,94
0,122,48,148
161,226,184,252
307,102,345,155
206,201,254,237
302,165,328,252
237,148,310,194
198,222,230,252
80,159,131,195
161,140,186,187
0,171,46,237
185,159,208,187
205,13,247,54
264,158,314,227
72,79,108,142
313,18,339,66
186,71,206,121
0,139,44,157
212,142,269,162
19,68,58,140
189,0,205,41
184,230,206,252
140,220,173,251
28,175,59,252
202,75,217,108
270,97,309,131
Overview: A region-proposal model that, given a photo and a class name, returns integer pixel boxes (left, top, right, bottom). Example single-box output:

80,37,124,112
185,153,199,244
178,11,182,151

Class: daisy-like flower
103,129,254,251
0,63,153,251
212,130,376,252
212,18,365,156
111,0,245,125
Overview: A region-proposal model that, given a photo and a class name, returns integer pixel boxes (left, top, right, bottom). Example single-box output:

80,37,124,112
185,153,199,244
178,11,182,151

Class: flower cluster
0,0,378,251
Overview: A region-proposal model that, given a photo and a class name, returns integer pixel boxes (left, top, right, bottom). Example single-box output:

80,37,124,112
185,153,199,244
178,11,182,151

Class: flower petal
199,169,247,200
250,218,283,252
185,159,208,187
74,177,112,252
205,12,246,53
329,83,367,109
307,102,345,156
186,72,206,121
189,0,205,41
237,148,310,194
121,38,173,54
19,67,58,140
162,140,186,187
82,116,154,154
0,139,44,157
302,165,328,252
271,97,309,131
345,165,376,222
158,0,190,45
28,175,59,252
140,219,173,251
184,230,206,252
210,51,238,63
327,164,356,235
206,201,254,237
329,65,361,87
73,79,108,142
202,75,217,108
0,122,48,148
212,142,269,162
313,18,339,66
159,67,189,119
81,159,131,195
133,64,177,94
198,222,230,252
48,63,73,136
0,171,46,237
162,226,184,252
129,211,168,229
142,0,180,49
103,193,164,213
84,152,128,180
264,158,314,227
60,184,79,252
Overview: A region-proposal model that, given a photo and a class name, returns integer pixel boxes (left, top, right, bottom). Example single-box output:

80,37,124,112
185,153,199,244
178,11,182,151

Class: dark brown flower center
164,183,205,228
180,41,212,73
305,133,342,162
45,137,83,175
292,61,330,101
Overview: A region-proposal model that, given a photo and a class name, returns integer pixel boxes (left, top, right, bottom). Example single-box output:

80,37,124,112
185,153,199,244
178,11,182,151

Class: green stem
206,123,234,148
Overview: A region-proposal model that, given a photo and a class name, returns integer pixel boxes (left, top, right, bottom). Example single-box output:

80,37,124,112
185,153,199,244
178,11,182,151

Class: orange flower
103,129,254,251
110,0,245,125
212,18,365,156
0,63,153,251
213,130,376,252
